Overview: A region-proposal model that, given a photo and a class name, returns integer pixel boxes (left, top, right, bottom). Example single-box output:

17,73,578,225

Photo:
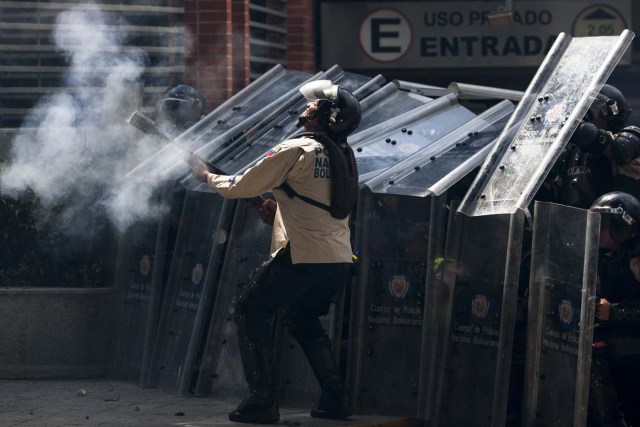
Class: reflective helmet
156,84,206,132
590,191,640,243
299,80,362,137
587,84,631,133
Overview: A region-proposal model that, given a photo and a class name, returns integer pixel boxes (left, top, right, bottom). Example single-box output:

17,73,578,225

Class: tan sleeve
206,143,304,199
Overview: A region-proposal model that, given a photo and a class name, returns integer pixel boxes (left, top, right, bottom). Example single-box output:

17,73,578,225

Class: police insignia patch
191,263,204,286
139,255,151,277
559,299,574,327
472,294,490,318
267,146,282,157
388,275,410,299
545,103,566,125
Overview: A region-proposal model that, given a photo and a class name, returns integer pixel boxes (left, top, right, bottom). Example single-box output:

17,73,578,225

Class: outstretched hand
257,199,277,226
191,154,210,182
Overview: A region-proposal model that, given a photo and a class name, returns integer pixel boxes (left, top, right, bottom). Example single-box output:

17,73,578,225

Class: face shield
299,80,339,103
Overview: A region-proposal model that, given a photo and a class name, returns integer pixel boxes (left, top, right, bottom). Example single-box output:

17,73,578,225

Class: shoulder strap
278,181,331,212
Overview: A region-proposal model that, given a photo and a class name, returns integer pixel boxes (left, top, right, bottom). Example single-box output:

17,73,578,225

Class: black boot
588,351,628,427
229,395,279,424
229,336,280,424
302,337,353,420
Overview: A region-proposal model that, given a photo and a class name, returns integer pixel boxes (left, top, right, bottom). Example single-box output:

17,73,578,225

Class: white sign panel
321,1,631,68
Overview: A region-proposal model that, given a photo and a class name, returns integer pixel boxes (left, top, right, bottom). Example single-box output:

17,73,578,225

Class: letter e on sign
572,5,627,36
359,9,412,62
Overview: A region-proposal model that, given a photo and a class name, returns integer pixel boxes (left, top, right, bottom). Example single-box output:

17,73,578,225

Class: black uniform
589,246,640,426
554,123,640,209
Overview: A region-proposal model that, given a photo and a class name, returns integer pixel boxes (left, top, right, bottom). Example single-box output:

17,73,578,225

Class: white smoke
0,3,183,235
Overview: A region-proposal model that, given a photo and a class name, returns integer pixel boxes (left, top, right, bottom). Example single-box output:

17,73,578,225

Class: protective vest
279,132,358,219
557,144,612,209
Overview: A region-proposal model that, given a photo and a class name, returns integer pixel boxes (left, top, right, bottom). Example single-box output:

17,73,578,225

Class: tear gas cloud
0,3,187,235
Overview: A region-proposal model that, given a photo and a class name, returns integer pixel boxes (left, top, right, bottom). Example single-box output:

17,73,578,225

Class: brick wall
185,0,318,110
184,0,248,111
287,0,317,73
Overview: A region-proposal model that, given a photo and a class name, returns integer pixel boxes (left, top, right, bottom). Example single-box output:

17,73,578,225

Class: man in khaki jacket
192,80,361,424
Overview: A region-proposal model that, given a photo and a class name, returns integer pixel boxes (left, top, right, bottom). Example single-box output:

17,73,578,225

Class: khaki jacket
206,135,353,264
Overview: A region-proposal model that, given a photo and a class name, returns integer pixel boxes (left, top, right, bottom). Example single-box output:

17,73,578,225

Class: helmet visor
299,80,339,103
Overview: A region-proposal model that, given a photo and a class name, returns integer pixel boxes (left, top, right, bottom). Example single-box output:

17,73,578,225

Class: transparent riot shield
459,31,634,217
108,184,184,384
432,209,525,427
367,100,515,197
523,202,599,427
276,303,344,407
357,82,433,130
346,188,445,416
126,65,311,182
145,191,233,395
192,200,273,398
109,219,163,381
351,93,477,183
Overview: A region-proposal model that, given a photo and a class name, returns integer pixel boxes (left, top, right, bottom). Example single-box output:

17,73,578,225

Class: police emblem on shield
544,103,566,125
472,294,490,318
388,275,409,299
559,299,574,327
191,263,204,286
139,255,151,277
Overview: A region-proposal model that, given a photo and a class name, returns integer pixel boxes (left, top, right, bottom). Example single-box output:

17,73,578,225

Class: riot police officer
192,80,361,424
588,191,640,427
555,84,640,208
155,84,206,136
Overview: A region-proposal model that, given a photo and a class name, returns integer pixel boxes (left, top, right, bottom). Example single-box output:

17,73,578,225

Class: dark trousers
236,248,351,346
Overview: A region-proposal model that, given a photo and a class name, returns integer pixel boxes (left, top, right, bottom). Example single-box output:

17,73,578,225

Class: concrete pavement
0,379,422,427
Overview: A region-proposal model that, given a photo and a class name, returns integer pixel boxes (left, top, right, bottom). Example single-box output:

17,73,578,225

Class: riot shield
351,93,477,183
108,184,184,384
145,191,233,395
276,303,343,408
346,188,445,416
192,199,273,398
126,65,311,182
522,202,599,427
432,209,525,427
366,100,515,197
109,219,163,381
357,82,433,130
459,31,634,217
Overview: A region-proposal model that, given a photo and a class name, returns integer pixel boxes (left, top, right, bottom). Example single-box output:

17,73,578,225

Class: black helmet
590,191,640,243
299,80,362,137
156,84,206,133
587,84,631,133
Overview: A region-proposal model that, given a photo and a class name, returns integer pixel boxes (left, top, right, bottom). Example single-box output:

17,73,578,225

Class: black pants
236,248,351,347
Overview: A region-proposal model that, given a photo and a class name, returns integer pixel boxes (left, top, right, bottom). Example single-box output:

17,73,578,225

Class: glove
570,121,612,155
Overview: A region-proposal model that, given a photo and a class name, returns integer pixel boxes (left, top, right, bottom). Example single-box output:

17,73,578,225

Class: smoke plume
0,3,184,236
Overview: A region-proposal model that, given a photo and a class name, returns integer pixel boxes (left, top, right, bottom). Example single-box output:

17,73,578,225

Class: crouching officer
555,84,640,208
192,80,361,424
588,192,640,427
